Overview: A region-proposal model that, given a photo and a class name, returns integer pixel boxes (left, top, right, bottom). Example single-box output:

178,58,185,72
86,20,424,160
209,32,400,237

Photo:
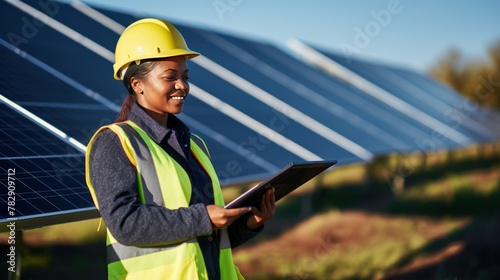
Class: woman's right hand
206,205,252,229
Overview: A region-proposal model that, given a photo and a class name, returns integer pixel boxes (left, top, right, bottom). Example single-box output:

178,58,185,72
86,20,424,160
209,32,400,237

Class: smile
171,96,185,100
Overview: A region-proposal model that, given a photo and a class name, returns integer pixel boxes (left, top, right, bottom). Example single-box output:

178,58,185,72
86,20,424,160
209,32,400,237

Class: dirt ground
233,211,500,279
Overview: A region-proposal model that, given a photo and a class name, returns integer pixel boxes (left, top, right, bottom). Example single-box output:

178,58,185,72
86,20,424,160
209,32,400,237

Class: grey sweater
88,103,261,279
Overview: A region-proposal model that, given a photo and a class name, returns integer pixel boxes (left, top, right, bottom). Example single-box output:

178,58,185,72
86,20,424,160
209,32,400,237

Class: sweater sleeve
88,129,213,246
227,213,263,248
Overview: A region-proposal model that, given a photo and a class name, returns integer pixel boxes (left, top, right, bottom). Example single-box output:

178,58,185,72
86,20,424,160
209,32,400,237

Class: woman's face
133,56,190,115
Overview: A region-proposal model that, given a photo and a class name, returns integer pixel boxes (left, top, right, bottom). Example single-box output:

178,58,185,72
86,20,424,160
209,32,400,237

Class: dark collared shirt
88,103,261,279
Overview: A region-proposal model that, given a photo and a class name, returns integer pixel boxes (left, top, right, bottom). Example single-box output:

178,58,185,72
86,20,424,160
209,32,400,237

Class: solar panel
386,67,500,138
179,28,464,158
0,101,98,231
178,28,376,162
317,49,498,141
288,39,500,148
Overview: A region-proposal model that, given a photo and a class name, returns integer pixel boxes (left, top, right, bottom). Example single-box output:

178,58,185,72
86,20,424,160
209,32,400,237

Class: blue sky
65,0,500,72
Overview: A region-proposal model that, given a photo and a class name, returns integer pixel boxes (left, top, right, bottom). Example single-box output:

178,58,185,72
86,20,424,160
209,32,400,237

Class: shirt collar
128,103,190,144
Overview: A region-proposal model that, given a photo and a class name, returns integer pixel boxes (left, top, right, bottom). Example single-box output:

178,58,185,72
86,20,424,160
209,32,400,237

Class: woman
85,18,275,280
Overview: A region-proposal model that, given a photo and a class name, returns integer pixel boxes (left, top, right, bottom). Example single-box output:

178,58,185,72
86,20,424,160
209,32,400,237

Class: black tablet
224,160,337,209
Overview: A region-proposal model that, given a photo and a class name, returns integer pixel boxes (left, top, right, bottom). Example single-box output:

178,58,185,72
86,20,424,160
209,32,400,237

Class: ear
130,77,143,95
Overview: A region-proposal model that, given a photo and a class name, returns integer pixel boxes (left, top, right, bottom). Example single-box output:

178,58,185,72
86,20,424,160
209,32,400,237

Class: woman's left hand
247,188,276,230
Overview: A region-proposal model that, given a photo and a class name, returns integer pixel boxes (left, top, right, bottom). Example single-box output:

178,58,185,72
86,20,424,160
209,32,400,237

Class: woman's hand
247,188,276,230
206,205,252,229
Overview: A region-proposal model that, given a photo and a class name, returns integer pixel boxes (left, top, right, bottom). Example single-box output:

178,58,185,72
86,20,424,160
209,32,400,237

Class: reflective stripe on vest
85,120,244,280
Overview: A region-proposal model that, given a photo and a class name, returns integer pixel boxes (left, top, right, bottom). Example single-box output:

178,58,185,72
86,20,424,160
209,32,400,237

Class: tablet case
224,160,337,209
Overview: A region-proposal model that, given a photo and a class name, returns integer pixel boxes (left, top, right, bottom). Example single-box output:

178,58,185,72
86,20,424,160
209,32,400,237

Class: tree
428,40,500,111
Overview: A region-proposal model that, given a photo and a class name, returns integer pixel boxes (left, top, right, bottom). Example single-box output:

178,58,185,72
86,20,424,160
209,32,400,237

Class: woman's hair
115,60,161,122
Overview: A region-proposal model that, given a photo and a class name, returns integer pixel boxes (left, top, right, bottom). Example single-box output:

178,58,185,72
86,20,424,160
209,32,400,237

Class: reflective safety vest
85,120,244,280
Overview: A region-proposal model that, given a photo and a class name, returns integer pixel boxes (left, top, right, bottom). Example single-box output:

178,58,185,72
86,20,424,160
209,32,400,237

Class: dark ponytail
115,93,136,123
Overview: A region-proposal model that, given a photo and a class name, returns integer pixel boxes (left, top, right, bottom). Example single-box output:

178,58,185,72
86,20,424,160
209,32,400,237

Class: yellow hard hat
113,18,200,80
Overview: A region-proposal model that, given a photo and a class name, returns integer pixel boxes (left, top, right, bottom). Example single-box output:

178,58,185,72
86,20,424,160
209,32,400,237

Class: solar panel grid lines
195,31,411,151
0,104,79,159
174,28,376,160
0,94,87,152
0,38,120,112
326,54,492,139
393,68,500,138
376,67,495,140
192,55,374,161
247,41,434,144
182,91,322,172
216,33,500,153
2,157,86,214
4,0,114,61
343,58,500,143
187,62,355,161
287,39,473,146
69,0,126,34
179,113,280,173
189,84,323,161
190,32,450,158
0,103,97,231
313,46,500,144
1,0,122,100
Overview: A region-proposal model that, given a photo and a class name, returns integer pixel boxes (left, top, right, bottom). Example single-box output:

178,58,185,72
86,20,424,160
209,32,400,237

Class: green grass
388,169,500,217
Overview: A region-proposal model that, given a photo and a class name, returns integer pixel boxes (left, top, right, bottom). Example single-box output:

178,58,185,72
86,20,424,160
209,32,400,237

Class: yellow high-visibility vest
85,120,244,280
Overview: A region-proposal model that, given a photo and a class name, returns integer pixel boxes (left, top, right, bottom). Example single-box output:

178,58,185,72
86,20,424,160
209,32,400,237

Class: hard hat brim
113,50,200,80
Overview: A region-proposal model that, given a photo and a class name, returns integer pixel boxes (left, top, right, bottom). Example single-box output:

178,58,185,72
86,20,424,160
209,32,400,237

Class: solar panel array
1,0,499,230
287,40,500,147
